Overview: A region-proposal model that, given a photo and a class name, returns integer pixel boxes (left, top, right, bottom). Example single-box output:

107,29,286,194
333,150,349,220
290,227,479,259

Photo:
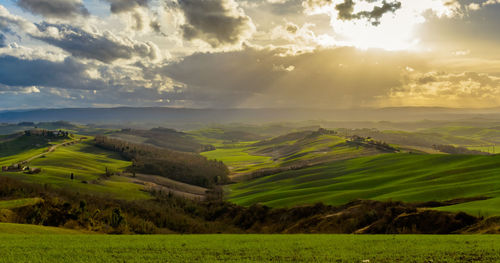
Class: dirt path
21,139,81,164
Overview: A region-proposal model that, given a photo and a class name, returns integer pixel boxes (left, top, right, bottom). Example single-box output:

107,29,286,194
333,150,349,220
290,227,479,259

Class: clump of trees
432,144,489,155
347,135,398,152
24,129,70,138
94,136,229,188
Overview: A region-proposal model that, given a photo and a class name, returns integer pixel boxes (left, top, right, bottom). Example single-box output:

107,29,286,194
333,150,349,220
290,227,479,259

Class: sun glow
326,0,460,51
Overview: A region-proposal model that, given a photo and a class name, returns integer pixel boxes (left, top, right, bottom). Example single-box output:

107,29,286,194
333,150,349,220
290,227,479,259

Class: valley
0,121,500,261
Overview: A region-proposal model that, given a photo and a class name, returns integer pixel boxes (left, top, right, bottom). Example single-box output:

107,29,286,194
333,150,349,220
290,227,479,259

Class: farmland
228,153,500,215
201,131,387,177
1,136,150,200
2,124,500,236
0,233,499,262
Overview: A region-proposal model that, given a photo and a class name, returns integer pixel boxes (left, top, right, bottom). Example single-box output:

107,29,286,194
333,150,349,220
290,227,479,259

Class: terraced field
228,153,500,216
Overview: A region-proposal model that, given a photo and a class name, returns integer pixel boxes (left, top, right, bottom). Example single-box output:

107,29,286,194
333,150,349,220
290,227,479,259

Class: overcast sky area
0,0,499,110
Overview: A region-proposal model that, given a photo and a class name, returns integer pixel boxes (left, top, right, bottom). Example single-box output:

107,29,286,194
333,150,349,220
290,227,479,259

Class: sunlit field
0,232,499,263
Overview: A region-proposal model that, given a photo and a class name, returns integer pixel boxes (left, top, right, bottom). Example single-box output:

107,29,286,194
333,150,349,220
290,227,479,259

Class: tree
110,208,124,228
70,173,74,180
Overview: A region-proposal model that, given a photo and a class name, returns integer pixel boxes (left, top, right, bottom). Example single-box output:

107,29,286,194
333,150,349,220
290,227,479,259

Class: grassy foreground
0,223,83,234
0,234,499,262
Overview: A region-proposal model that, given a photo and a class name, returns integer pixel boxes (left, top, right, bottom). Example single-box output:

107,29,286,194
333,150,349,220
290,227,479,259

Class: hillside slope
1,137,151,200
228,153,500,216
202,129,394,178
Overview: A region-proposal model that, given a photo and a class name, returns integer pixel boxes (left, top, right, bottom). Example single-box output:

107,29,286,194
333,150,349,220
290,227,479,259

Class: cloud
335,0,402,26
31,23,160,63
103,0,151,31
334,0,402,26
175,0,255,48
0,52,181,108
0,33,5,47
302,0,331,13
0,5,38,34
464,0,500,11
105,0,149,13
16,0,90,19
158,46,424,108
302,0,465,50
0,55,106,90
271,22,335,47
385,70,500,107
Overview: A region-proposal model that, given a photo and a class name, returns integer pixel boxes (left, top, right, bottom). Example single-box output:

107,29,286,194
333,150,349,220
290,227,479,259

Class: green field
0,198,42,209
201,144,275,174
228,153,500,215
201,134,379,175
0,223,84,234
0,233,498,262
1,138,150,200
0,135,69,167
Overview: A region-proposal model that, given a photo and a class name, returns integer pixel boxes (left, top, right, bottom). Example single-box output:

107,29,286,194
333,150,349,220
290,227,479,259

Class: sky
0,0,499,110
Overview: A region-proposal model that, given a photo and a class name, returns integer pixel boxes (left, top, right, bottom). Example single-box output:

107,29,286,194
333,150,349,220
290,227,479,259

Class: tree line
0,177,484,234
94,136,229,188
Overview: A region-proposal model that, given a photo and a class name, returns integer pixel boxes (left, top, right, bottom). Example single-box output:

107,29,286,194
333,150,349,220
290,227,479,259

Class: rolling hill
201,129,396,178
108,127,213,153
0,135,151,200
227,153,500,216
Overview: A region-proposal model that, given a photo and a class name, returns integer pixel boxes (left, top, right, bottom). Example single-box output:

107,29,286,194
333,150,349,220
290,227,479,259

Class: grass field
201,134,379,176
1,139,151,200
0,223,84,234
0,198,42,209
201,144,275,174
0,233,498,262
228,153,500,215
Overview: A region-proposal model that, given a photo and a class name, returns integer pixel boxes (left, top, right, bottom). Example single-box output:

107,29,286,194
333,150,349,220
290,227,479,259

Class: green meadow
228,153,500,215
0,198,42,209
0,232,499,262
201,134,378,175
1,138,150,200
201,145,275,174
0,223,84,235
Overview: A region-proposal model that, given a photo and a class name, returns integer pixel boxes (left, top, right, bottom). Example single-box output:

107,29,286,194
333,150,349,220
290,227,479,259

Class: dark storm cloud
16,0,90,19
31,23,158,63
304,0,401,26
0,55,105,90
176,0,254,47
335,0,401,25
